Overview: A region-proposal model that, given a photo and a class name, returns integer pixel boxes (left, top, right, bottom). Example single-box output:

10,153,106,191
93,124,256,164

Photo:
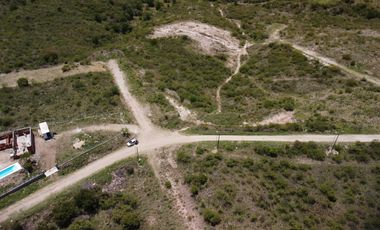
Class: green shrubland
0,0,162,73
0,72,130,131
176,142,380,228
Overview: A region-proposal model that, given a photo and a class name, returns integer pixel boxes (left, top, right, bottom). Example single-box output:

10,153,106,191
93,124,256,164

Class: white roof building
39,122,50,135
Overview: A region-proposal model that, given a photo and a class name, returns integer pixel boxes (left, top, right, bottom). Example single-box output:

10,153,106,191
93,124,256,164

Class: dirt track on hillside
0,62,106,88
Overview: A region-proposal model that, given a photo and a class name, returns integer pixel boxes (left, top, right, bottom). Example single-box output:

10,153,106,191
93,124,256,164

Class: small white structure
38,122,53,140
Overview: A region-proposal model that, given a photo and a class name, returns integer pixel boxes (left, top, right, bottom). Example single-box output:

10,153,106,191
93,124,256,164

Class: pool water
0,163,23,181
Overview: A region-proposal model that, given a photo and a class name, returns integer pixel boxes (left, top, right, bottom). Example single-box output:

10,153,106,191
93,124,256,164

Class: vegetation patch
0,0,163,73
175,142,380,229
206,43,380,133
0,72,131,131
3,157,182,230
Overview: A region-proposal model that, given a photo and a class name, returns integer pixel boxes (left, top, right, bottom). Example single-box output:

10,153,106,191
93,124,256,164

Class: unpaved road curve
1,132,380,223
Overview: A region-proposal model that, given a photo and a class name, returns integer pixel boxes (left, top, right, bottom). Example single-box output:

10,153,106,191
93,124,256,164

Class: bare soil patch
0,62,106,88
151,21,241,69
149,147,205,230
257,111,296,126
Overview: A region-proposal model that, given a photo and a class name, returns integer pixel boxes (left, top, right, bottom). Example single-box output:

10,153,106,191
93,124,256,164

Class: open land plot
175,141,380,229
119,36,231,129
0,72,132,132
223,0,380,79
206,43,380,134
2,157,182,230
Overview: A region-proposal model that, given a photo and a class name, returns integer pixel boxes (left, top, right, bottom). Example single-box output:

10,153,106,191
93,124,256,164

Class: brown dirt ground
148,146,205,230
0,62,106,88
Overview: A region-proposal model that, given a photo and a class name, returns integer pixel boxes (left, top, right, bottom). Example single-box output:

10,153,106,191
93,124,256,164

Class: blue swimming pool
0,163,23,181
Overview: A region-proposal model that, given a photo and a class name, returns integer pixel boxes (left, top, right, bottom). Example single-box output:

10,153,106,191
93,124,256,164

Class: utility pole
216,131,220,151
327,133,340,155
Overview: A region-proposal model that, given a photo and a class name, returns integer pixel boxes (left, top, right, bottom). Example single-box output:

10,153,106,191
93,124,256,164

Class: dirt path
216,41,249,113
216,8,250,113
2,61,380,224
165,94,211,125
0,62,106,88
149,147,205,230
263,24,380,86
107,60,155,132
284,41,380,86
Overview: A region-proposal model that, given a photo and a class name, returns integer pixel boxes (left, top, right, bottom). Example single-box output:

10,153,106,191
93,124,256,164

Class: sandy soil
256,111,296,126
165,94,211,126
0,152,13,169
149,147,205,230
151,21,241,69
107,60,155,133
359,29,380,38
165,95,197,122
0,62,106,88
34,137,57,170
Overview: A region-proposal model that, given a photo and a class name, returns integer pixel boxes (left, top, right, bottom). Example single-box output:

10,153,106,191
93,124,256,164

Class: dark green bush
203,208,221,226
120,212,141,230
68,219,94,230
176,151,191,163
52,200,79,228
17,78,29,87
74,189,100,214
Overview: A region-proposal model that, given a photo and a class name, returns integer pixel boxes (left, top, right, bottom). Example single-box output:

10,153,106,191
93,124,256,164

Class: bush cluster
48,188,141,229
254,141,325,161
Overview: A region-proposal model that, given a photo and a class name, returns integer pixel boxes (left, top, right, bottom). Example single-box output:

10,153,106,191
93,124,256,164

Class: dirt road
286,42,380,86
107,60,154,132
1,131,380,222
1,60,380,223
0,62,106,88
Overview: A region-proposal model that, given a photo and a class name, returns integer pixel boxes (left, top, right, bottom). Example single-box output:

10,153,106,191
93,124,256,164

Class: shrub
305,114,333,132
255,145,282,158
319,183,337,202
196,146,207,155
165,181,172,189
68,219,94,230
203,208,221,226
120,212,141,230
52,200,79,228
74,189,100,214
176,151,191,163
17,78,29,87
